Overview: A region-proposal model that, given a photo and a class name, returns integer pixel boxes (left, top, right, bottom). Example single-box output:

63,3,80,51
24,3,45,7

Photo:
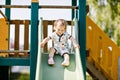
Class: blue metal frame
5,0,11,20
72,0,77,19
30,1,39,80
78,0,86,79
0,58,29,66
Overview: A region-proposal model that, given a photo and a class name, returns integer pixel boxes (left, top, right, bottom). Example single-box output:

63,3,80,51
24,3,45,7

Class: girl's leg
48,47,56,65
61,53,70,66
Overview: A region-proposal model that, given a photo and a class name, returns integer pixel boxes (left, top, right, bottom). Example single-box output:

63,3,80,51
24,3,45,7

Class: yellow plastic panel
0,18,8,57
86,16,120,80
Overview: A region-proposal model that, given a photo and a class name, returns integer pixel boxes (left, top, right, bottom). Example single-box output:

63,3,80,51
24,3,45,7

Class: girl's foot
48,57,54,65
61,60,69,67
62,53,70,66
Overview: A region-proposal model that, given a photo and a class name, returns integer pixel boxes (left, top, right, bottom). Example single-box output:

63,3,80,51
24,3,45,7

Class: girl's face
55,25,66,36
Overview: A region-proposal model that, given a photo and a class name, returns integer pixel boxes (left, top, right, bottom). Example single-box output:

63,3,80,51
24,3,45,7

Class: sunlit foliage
87,0,120,46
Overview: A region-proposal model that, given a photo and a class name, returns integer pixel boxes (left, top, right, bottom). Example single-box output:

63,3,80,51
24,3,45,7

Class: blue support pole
78,0,86,79
72,0,77,19
5,0,11,20
30,1,39,80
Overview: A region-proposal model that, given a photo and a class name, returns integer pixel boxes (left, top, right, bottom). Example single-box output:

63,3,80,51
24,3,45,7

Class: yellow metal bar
32,0,39,2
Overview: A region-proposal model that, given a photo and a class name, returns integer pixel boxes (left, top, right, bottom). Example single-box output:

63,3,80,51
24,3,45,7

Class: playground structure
0,0,119,80
0,0,86,80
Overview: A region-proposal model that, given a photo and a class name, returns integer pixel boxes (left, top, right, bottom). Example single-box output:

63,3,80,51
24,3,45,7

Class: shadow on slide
41,53,76,80
36,50,84,80
36,51,84,80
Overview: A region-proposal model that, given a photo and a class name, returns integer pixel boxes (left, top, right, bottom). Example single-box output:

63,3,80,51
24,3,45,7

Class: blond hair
54,19,68,30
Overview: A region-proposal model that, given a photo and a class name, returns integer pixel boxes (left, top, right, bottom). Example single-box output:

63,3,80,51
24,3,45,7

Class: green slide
35,18,84,80
36,50,84,80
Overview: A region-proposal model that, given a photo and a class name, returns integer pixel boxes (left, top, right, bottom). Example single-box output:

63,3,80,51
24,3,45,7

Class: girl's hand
74,44,80,48
40,42,45,48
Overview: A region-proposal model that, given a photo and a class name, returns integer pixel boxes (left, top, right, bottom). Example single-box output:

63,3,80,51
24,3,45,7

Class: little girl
40,19,79,66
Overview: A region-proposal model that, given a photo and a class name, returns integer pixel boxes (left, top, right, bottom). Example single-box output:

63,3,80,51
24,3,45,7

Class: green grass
10,73,30,80
10,73,93,80
86,75,93,80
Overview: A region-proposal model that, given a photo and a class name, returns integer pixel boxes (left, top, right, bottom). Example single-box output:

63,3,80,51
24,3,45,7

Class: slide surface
40,53,77,80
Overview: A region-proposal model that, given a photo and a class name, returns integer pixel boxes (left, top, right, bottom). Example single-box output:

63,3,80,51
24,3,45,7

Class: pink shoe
48,57,54,65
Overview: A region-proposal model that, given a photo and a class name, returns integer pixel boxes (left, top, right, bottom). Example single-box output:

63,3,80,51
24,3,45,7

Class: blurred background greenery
10,73,29,80
10,73,93,80
87,0,120,46
10,73,92,80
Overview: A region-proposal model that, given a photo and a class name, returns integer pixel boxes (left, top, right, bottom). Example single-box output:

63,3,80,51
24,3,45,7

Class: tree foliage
87,0,120,46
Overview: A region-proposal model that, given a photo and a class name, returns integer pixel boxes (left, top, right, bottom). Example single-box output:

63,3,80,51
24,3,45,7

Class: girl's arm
70,36,80,48
40,36,50,48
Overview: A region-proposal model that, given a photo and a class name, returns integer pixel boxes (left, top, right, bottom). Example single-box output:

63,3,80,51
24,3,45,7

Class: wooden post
43,21,48,52
24,20,29,50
